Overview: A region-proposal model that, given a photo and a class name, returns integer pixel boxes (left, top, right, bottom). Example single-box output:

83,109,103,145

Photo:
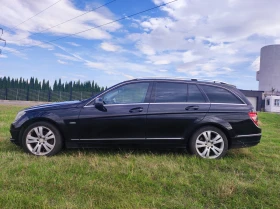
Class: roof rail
136,77,236,87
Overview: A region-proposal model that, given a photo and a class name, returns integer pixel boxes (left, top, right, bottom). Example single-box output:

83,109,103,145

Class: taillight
249,112,258,126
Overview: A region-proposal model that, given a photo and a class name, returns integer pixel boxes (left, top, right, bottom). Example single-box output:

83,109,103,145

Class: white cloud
85,61,107,70
66,42,80,47
251,56,260,71
54,53,81,62
0,0,122,47
57,60,68,64
121,73,135,80
136,43,155,55
0,54,7,58
178,60,233,77
127,0,280,78
100,42,120,52
183,51,201,63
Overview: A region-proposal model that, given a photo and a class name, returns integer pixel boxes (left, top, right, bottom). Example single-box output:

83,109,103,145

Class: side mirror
94,97,107,111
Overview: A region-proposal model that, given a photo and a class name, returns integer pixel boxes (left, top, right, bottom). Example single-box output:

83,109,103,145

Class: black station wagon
10,78,261,159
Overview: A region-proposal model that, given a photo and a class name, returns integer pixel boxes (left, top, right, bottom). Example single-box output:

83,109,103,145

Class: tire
22,121,63,156
188,126,228,159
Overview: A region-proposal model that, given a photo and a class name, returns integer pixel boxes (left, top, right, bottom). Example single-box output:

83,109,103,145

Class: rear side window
154,82,187,102
188,84,205,102
200,85,243,104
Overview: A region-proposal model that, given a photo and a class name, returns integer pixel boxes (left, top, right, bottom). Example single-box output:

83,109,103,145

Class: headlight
14,111,26,122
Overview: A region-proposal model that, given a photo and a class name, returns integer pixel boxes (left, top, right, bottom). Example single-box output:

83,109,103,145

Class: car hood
24,100,82,111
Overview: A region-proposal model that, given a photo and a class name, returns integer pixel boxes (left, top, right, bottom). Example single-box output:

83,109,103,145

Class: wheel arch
19,117,66,146
185,122,233,149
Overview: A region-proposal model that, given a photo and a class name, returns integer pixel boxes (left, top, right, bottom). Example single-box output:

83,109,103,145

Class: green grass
0,105,280,209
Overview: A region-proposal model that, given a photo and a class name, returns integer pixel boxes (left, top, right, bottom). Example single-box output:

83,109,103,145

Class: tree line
0,76,105,92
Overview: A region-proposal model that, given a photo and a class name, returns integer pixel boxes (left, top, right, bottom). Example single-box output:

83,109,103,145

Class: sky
1,0,280,90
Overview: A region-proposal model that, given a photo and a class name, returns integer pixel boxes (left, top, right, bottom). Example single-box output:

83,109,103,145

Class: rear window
200,85,243,104
154,82,187,102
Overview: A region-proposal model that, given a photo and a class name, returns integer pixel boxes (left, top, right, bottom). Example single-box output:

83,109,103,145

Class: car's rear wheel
22,122,62,156
189,126,228,159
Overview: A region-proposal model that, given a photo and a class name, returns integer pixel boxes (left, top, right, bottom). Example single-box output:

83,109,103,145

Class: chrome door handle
129,107,143,113
185,105,199,110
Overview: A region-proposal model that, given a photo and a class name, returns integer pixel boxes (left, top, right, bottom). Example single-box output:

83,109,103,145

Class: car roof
132,77,236,88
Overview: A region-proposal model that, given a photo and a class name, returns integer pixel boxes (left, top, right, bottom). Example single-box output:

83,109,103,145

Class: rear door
146,81,210,145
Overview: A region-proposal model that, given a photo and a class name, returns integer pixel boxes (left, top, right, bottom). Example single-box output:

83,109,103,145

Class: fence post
26,88,29,101
48,90,51,102
5,88,8,100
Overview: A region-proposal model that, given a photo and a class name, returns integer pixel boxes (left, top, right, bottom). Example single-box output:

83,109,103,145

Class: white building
257,45,280,93
265,96,280,113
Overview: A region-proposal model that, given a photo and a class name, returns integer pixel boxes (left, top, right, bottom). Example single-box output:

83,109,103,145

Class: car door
146,82,210,145
77,82,152,142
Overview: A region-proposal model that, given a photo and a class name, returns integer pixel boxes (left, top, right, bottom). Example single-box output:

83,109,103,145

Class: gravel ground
0,100,50,107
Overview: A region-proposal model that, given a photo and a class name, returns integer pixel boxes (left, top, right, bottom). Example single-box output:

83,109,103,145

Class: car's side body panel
10,78,262,152
78,103,149,140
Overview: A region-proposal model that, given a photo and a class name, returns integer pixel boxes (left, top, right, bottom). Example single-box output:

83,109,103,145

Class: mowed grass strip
0,105,280,209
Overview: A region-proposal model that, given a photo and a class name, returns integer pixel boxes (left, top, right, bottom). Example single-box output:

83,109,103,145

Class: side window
267,99,270,106
188,84,205,102
200,85,243,104
103,82,149,104
274,99,280,106
154,82,187,103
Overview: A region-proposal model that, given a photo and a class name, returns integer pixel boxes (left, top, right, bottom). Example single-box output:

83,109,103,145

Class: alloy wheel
25,126,56,156
195,131,224,159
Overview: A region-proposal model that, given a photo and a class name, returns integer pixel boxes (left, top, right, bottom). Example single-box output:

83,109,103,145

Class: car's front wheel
22,122,63,156
189,126,228,159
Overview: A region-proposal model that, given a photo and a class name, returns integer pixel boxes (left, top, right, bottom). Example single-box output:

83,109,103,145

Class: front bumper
10,124,21,146
231,133,261,149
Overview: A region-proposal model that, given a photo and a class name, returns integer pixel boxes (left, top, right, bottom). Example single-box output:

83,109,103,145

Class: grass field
0,105,280,209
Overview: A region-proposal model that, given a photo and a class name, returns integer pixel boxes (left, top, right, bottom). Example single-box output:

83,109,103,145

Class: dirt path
0,100,50,107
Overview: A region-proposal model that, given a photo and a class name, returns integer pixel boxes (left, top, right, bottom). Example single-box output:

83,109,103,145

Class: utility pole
0,28,6,54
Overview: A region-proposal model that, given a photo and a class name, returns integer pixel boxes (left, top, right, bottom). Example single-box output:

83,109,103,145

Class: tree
53,80,58,91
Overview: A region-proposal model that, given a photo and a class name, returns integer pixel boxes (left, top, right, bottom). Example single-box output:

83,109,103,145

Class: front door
77,82,151,142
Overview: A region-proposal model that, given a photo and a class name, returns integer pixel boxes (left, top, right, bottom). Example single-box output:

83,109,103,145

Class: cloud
183,51,201,63
57,60,68,64
0,0,122,47
127,0,280,79
136,43,155,55
100,42,121,52
85,61,106,70
146,52,182,65
177,60,233,77
251,56,260,71
55,53,81,62
66,42,80,47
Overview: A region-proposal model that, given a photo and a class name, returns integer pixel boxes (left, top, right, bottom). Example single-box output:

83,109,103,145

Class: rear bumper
10,124,21,146
231,133,261,149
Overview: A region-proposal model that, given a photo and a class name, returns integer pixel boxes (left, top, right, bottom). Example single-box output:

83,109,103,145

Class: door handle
129,107,143,113
185,105,199,110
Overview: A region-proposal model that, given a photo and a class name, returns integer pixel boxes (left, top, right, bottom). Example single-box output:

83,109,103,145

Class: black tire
188,126,228,159
22,121,63,156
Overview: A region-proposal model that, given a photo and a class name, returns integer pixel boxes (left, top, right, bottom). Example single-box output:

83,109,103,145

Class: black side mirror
94,97,107,111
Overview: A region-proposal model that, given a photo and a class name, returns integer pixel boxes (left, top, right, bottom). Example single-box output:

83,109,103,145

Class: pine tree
46,80,50,90
53,80,58,91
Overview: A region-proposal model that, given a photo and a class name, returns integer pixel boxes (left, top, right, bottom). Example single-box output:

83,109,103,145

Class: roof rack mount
136,77,235,87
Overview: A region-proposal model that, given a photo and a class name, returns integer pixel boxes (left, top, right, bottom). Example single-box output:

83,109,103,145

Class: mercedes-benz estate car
10,78,261,159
